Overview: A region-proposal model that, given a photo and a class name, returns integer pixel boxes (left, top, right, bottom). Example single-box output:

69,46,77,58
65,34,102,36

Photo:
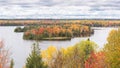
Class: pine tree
10,59,14,68
25,43,47,68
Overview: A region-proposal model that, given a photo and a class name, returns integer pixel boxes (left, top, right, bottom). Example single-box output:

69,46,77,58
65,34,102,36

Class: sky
0,0,120,19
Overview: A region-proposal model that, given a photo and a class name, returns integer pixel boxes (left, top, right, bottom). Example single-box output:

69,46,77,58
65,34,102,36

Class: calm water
0,26,118,68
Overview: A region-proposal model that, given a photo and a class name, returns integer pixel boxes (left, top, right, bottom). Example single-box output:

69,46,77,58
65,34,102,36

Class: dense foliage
14,27,26,32
23,24,93,40
41,39,97,68
104,29,120,68
14,26,37,32
25,43,47,68
85,52,106,68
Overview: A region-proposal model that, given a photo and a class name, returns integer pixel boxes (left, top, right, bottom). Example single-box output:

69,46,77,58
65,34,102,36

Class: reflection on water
0,26,118,68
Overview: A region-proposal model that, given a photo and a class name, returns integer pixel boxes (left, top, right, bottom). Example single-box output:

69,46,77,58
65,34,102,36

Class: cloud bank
0,0,120,19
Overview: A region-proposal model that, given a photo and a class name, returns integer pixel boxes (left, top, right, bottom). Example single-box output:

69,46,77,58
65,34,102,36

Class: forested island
22,24,93,40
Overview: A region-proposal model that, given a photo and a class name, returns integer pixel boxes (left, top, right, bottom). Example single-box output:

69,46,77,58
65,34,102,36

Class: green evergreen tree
25,43,47,68
10,59,14,68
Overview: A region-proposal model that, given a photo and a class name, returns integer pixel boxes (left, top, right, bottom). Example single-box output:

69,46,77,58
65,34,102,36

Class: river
0,26,118,68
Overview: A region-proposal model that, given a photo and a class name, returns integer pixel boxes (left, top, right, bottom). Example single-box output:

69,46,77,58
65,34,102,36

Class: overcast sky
0,0,120,19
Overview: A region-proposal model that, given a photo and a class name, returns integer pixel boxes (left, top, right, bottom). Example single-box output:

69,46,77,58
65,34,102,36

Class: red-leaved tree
85,52,106,68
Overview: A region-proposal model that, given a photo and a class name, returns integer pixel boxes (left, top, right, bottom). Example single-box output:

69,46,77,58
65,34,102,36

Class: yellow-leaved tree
41,46,57,67
41,39,97,68
104,29,120,68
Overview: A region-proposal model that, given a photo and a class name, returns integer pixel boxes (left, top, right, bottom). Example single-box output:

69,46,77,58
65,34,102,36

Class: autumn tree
85,52,106,68
74,39,97,68
41,39,97,68
41,46,57,67
104,29,120,68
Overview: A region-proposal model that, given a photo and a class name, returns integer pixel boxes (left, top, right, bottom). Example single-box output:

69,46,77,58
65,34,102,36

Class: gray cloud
0,0,120,19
